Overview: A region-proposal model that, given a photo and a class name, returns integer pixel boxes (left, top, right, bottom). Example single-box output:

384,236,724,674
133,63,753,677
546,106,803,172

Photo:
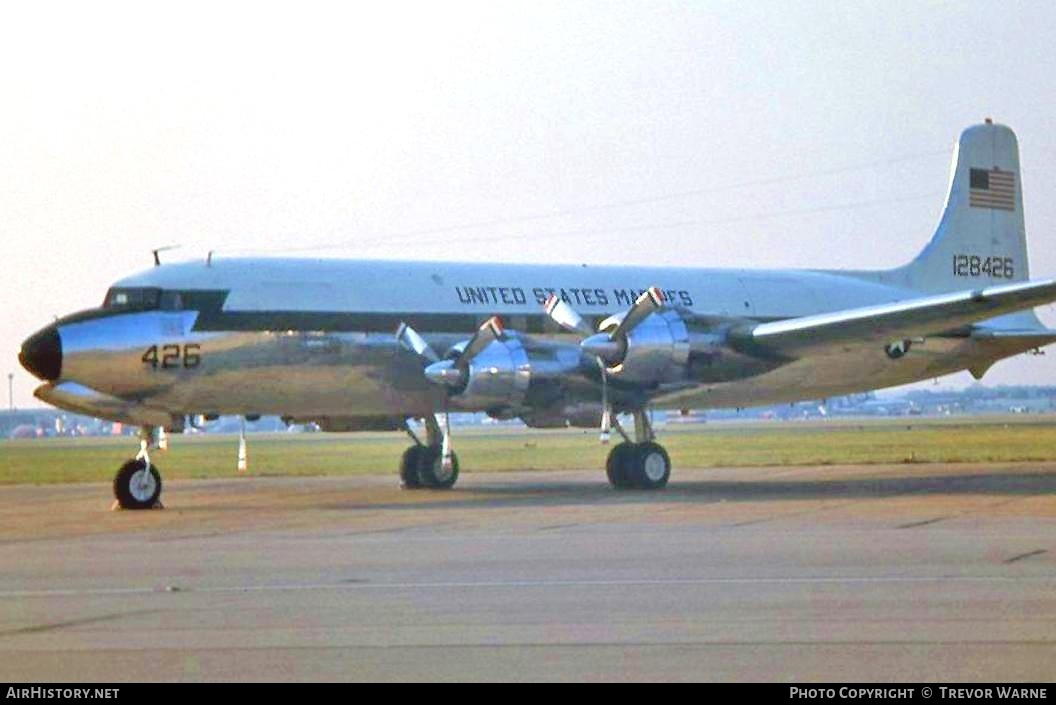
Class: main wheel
605,443,636,489
399,446,425,489
417,447,460,489
626,442,671,490
113,459,162,510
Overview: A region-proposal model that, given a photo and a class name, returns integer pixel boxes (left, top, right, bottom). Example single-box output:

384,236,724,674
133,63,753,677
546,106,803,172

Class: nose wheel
112,427,165,510
113,459,163,509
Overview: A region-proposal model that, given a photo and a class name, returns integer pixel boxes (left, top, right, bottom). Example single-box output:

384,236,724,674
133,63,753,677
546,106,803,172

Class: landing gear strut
400,415,460,490
113,426,164,510
605,409,671,490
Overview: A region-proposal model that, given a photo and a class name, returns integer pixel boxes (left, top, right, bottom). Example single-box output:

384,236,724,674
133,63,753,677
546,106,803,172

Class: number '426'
142,344,201,369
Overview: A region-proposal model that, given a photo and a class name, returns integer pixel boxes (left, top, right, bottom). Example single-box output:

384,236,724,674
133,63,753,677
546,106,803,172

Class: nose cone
19,326,62,381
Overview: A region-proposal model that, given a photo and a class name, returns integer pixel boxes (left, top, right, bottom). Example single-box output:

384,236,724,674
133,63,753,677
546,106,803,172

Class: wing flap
971,327,1056,342
741,279,1056,356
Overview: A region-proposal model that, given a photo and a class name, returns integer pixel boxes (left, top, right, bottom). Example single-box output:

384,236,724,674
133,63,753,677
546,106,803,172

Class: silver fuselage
27,257,1036,428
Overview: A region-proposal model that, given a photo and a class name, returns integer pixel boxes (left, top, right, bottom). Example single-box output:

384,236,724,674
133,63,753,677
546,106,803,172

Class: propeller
580,287,665,364
542,287,667,443
398,316,506,389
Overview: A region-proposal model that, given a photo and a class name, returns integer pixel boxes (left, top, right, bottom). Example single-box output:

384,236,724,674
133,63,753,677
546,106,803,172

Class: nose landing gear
112,426,165,510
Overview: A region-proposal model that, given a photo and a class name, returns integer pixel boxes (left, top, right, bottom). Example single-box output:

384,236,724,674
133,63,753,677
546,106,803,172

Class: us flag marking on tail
969,167,1015,211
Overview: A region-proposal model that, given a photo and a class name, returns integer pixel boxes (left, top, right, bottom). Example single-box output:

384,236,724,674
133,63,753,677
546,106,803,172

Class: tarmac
0,462,1054,682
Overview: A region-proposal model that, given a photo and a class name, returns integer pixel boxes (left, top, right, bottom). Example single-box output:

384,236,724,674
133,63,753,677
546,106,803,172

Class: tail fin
897,120,1030,293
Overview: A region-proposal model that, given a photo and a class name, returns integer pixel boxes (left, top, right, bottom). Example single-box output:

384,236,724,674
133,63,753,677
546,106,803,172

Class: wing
737,279,1056,356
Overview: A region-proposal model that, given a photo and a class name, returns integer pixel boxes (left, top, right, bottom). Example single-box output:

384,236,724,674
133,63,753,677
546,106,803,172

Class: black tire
626,441,671,490
113,459,162,510
417,446,459,489
605,443,636,489
399,446,425,489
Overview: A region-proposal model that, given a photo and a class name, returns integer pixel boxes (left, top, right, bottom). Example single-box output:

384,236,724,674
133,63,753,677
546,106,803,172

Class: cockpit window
160,291,183,311
103,287,162,310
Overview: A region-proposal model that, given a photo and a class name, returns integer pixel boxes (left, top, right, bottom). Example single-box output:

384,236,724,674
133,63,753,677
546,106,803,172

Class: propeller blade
543,294,594,336
396,322,440,362
455,316,505,368
611,286,665,341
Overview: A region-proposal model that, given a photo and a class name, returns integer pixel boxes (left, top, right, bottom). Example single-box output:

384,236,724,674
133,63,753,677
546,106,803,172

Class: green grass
2,416,1056,485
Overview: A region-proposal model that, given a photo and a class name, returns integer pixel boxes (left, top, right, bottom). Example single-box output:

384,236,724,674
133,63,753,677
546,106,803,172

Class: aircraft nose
18,325,62,381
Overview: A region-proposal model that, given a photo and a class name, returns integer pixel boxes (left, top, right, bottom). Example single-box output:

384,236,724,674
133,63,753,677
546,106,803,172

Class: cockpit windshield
102,287,162,310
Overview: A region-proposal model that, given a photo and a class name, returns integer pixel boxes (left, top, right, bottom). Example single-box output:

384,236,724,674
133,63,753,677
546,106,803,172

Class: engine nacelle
447,336,531,411
599,309,690,385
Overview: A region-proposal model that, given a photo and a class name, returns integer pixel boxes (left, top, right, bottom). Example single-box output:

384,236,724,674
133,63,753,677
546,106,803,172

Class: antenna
151,245,181,267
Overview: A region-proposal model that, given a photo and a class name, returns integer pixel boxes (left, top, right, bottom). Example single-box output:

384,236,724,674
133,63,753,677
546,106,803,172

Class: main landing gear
112,426,164,510
398,410,670,492
400,415,460,490
605,409,671,491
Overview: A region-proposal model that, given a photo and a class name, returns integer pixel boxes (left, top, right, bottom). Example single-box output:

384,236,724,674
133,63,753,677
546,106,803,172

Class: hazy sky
3,1,1056,408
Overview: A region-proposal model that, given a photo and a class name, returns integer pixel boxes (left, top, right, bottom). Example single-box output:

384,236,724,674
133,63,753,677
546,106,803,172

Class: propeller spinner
397,316,507,389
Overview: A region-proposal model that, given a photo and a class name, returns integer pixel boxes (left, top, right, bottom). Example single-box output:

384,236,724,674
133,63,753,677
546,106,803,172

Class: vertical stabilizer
898,121,1029,294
